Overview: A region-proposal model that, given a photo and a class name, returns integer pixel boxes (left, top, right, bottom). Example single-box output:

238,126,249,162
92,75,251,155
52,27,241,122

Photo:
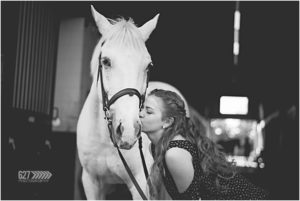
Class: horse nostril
116,123,124,136
120,142,132,149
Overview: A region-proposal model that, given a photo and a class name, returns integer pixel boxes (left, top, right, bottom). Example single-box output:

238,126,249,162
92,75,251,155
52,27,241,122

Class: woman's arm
165,147,194,193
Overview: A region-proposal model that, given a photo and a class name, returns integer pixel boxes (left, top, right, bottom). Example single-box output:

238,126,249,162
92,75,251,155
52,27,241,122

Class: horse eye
101,57,111,67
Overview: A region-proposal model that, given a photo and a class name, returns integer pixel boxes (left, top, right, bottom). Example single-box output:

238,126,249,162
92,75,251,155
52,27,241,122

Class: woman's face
139,95,165,133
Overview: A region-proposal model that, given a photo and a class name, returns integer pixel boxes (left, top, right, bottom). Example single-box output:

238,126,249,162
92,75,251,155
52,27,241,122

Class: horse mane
90,18,147,80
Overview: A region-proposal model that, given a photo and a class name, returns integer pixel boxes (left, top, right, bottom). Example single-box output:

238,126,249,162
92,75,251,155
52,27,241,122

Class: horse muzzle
119,140,137,149
115,121,141,150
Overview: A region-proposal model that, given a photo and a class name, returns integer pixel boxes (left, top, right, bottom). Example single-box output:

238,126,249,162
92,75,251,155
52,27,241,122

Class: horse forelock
90,18,147,80
107,18,146,51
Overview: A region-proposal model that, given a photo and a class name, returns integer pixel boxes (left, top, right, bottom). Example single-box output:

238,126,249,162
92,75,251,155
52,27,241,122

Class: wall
53,18,99,132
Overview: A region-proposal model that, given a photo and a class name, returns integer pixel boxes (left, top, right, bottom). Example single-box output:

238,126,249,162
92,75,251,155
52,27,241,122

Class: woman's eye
101,57,111,67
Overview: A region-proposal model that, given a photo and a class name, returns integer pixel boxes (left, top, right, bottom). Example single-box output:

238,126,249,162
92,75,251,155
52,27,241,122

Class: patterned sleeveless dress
161,140,269,200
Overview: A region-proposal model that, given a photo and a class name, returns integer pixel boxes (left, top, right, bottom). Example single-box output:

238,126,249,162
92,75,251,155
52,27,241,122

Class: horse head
90,6,159,149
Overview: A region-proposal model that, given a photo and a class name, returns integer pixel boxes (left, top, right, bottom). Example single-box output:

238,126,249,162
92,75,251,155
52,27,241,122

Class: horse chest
80,142,128,181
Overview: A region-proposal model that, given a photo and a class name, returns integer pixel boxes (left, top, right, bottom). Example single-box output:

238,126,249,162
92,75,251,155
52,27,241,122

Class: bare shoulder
165,145,194,193
166,135,191,162
165,147,192,166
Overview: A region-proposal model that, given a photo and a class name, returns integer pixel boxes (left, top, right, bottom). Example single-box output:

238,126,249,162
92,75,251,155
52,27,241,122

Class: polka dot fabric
162,140,269,200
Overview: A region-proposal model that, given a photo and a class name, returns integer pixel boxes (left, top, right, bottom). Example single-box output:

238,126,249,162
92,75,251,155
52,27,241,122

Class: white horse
77,6,196,200
77,6,157,200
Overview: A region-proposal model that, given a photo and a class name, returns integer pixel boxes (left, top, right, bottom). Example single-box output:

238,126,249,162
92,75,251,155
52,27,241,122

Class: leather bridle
96,42,151,200
97,52,150,145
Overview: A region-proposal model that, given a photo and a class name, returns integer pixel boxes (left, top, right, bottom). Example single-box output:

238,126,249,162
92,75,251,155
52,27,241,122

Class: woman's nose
139,110,145,118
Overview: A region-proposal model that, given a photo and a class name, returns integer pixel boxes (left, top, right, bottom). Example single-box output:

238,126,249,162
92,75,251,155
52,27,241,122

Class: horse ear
91,5,112,35
138,14,160,41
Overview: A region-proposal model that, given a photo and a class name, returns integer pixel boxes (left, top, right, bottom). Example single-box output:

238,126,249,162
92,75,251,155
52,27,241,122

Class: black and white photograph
1,1,299,200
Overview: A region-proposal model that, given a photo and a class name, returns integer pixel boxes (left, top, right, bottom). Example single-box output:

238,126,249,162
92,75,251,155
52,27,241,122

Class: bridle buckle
103,107,112,123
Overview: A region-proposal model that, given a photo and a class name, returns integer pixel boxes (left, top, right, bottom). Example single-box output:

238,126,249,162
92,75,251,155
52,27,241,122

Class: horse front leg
127,172,149,200
82,169,106,200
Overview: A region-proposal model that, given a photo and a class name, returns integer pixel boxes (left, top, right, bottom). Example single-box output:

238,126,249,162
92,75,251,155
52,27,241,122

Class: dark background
55,1,299,115
2,1,299,200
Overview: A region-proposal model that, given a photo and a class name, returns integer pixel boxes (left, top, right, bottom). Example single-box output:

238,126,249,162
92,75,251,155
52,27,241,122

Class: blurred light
52,118,61,127
210,118,263,169
28,116,35,123
259,163,265,168
232,127,241,135
255,147,262,155
225,118,241,128
210,120,218,127
234,11,241,30
215,128,222,135
227,155,258,168
233,9,241,65
260,120,265,129
233,42,239,55
220,96,248,115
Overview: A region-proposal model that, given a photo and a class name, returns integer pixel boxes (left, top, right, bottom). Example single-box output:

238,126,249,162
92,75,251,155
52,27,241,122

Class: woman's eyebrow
146,106,154,110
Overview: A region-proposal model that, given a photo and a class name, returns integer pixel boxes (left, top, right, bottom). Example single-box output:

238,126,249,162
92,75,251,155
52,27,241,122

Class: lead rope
117,147,148,200
139,137,149,180
107,122,148,200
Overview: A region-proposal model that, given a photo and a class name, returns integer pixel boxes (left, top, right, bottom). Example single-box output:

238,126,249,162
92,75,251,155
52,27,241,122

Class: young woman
139,89,269,200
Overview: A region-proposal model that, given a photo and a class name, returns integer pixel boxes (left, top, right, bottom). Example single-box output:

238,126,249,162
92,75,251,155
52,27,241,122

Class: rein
97,49,150,200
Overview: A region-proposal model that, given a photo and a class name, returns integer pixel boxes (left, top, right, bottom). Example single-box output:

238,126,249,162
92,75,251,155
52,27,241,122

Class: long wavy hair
147,89,236,199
